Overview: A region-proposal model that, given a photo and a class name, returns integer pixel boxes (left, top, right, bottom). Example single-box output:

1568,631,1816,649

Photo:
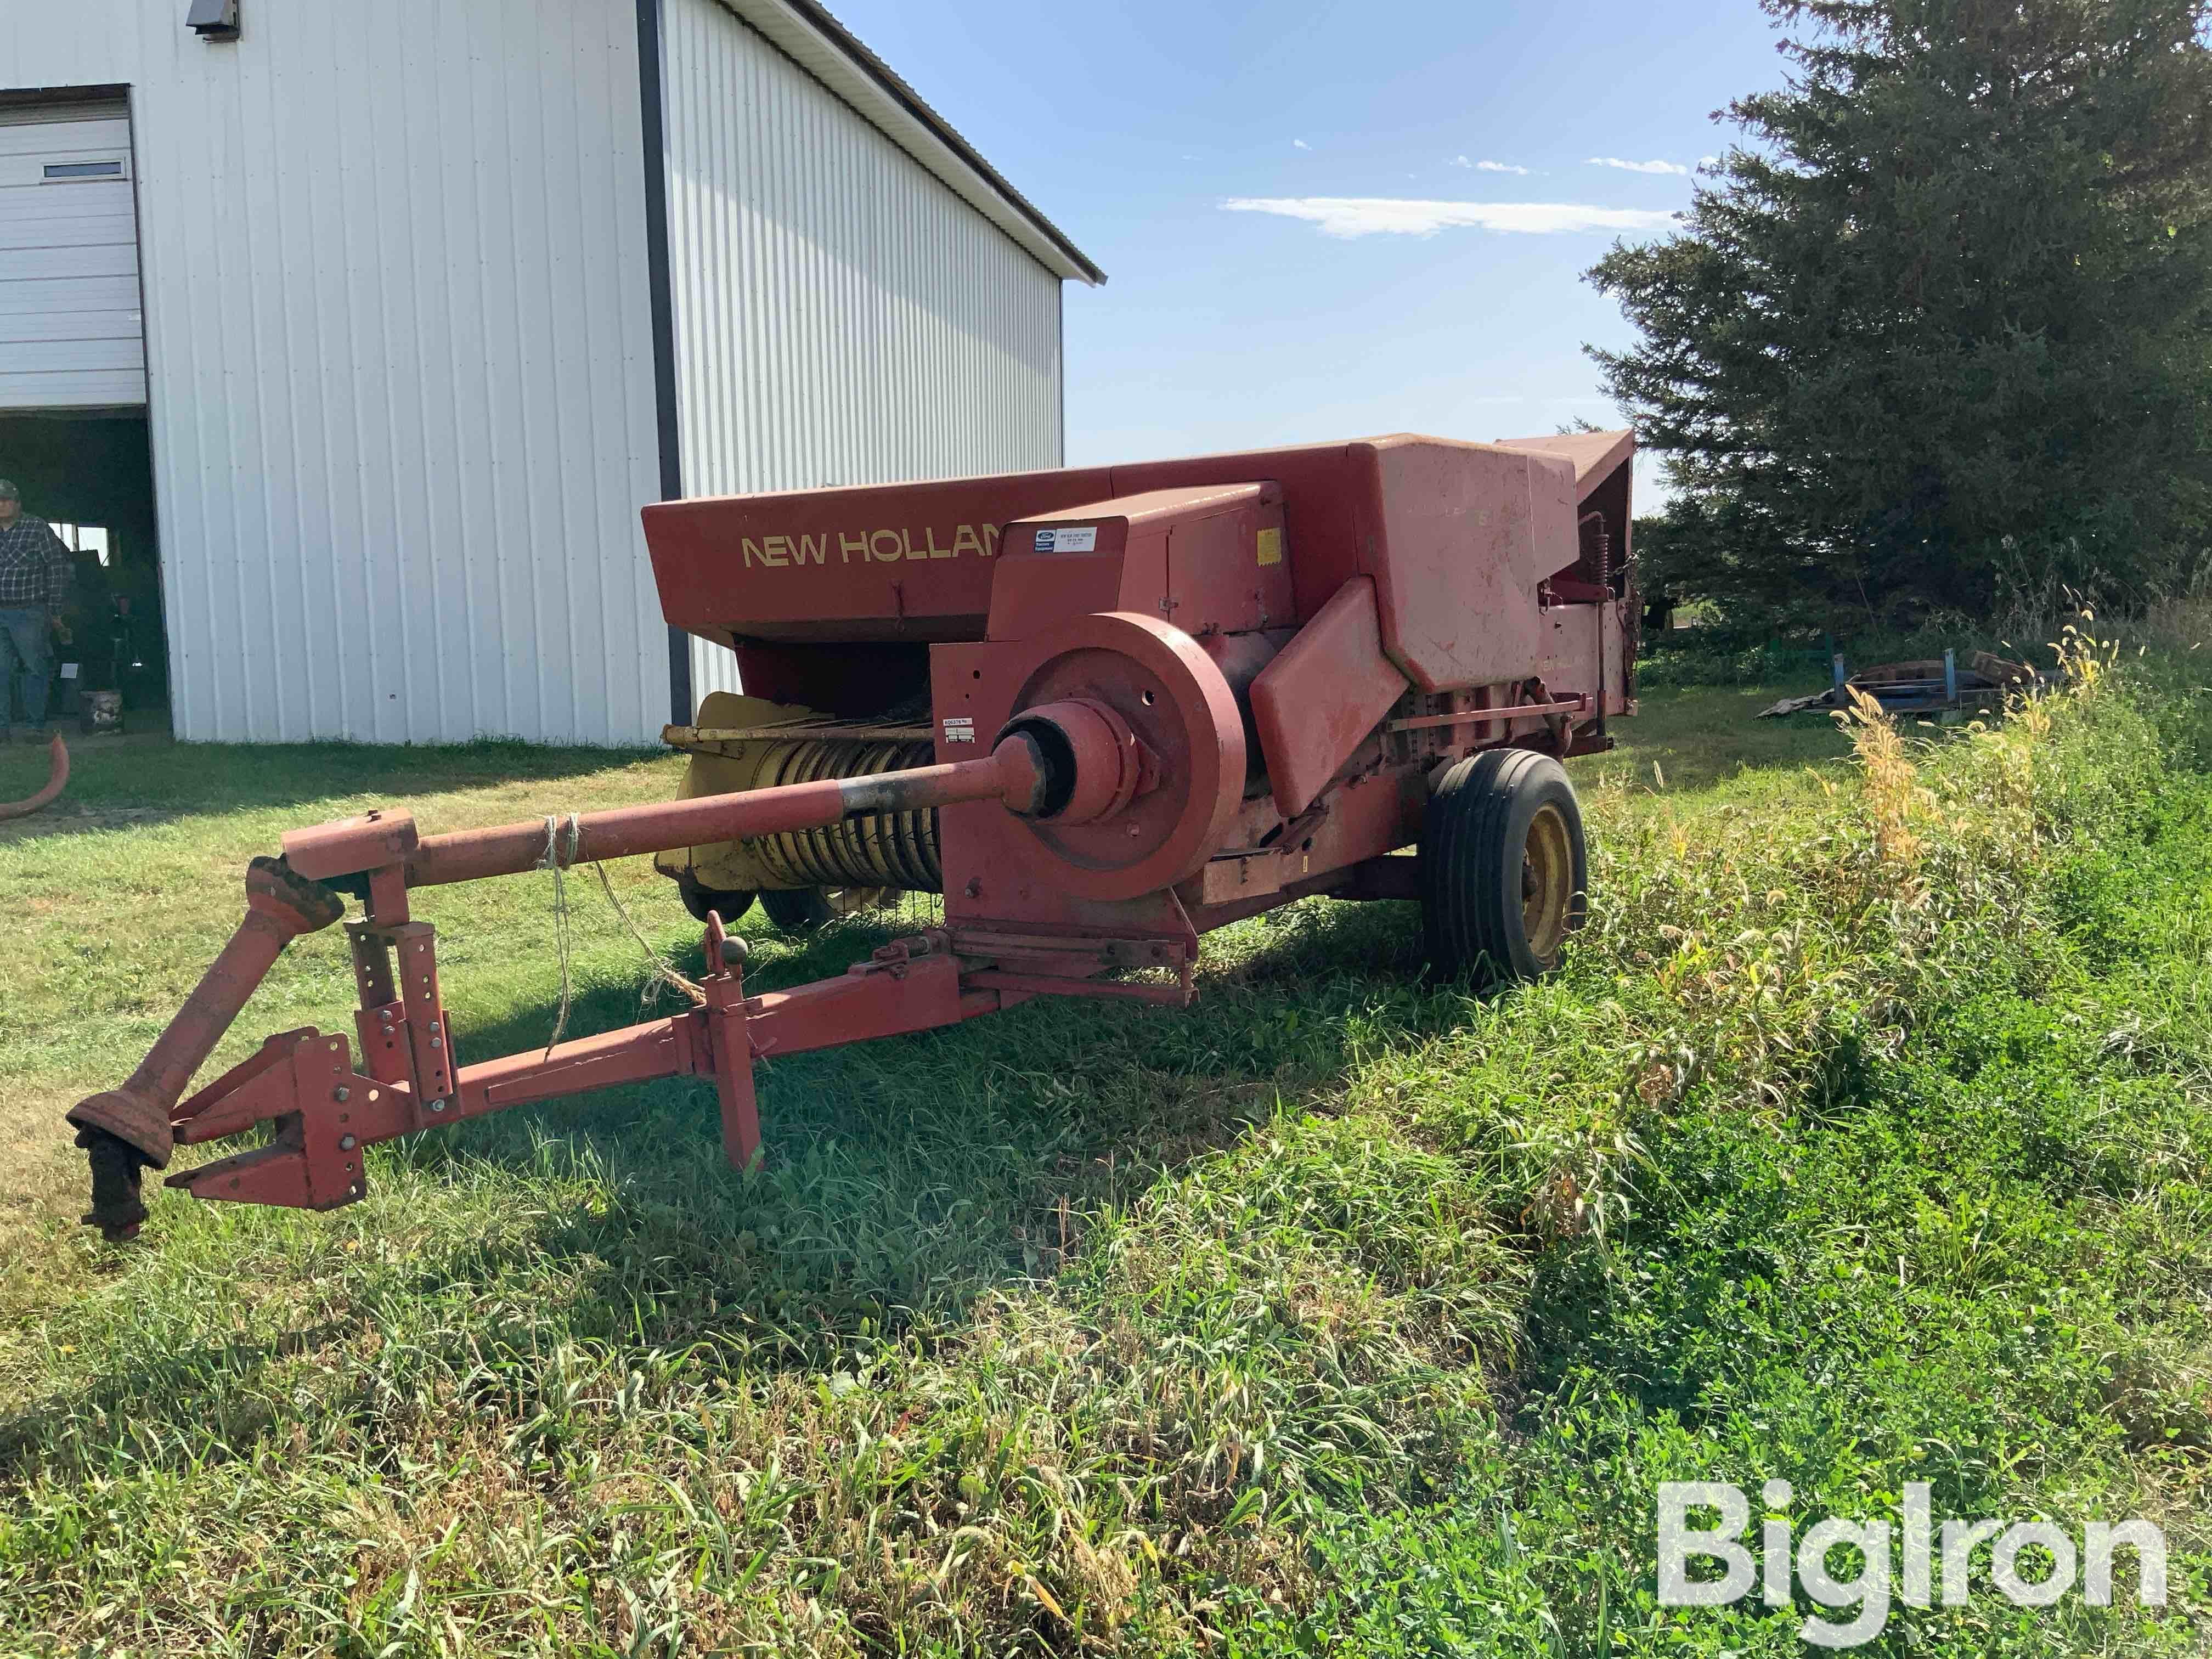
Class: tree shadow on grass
0,897,1486,1481
1576,685,1854,795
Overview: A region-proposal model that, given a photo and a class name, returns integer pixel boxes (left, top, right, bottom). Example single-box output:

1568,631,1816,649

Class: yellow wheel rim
1520,802,1575,964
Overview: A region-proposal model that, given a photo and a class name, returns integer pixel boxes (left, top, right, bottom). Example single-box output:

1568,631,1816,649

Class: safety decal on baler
1032,527,1099,554
942,716,977,744
1257,528,1284,566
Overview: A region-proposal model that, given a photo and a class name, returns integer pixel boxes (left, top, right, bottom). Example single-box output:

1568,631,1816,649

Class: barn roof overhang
702,0,1106,286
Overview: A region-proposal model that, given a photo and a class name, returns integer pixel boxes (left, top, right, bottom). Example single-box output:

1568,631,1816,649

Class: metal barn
0,0,1101,743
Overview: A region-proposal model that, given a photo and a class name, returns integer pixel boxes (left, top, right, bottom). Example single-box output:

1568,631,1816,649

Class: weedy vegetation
0,612,2208,1655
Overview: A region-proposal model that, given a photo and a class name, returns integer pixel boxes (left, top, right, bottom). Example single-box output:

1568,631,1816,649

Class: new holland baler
67,430,1637,1240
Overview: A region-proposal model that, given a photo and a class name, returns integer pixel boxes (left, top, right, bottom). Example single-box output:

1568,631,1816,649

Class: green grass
1,654,2208,1656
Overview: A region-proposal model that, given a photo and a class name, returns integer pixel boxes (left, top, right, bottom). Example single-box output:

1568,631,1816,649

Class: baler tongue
64,704,1169,1240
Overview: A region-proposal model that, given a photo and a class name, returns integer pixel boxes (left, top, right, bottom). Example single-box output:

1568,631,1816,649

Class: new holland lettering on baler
67,431,1639,1241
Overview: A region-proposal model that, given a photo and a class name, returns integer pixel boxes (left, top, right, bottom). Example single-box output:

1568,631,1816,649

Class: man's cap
0,478,17,501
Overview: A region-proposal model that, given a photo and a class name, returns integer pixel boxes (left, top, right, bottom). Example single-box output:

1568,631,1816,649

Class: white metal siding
0,107,146,409
661,0,1066,702
0,3,667,744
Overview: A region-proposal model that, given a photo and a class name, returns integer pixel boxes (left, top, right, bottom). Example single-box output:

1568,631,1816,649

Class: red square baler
67,431,1637,1240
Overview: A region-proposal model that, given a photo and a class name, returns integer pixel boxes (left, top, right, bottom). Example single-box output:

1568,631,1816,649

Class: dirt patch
1,1084,84,1229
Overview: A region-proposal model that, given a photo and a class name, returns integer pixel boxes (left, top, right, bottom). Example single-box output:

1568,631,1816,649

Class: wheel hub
1520,801,1575,963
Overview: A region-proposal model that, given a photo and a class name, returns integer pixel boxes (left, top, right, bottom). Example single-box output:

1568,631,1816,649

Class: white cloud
1293,138,1311,150
1476,159,1531,174
1699,155,1720,168
1221,196,1679,239
1587,156,1691,176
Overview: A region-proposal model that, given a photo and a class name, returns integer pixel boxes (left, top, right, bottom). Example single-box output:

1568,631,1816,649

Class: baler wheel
1421,748,1587,983
760,887,837,935
676,871,755,927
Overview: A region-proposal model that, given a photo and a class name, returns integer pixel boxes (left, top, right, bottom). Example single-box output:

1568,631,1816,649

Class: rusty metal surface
1183,763,1420,915
1249,576,1409,820
66,857,347,1173
646,433,1635,691
283,809,420,881
1385,694,1589,734
998,612,1246,902
989,484,1291,642
396,739,1042,889
155,928,992,1220
665,719,935,748
1357,439,1568,691
646,467,1121,645
1493,429,1636,493
1757,652,2041,719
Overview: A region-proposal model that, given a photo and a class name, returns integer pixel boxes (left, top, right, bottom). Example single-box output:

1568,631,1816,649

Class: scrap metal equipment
1757,649,2041,718
68,431,1639,1240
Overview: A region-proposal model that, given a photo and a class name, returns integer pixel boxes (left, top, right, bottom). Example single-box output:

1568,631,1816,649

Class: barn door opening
0,411,166,724
0,89,165,729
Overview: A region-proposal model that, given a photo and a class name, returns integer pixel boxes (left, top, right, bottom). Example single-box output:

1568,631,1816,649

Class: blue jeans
0,606,52,728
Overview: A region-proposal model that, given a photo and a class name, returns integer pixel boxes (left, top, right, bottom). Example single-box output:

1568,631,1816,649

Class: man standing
0,478,75,741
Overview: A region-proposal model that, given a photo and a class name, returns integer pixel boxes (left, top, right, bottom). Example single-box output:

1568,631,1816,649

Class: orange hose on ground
0,733,67,822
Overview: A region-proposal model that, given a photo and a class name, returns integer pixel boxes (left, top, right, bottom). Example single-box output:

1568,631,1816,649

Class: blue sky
827,0,1792,477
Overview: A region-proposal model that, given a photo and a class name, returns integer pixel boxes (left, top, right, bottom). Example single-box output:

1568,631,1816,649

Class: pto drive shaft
398,735,1047,888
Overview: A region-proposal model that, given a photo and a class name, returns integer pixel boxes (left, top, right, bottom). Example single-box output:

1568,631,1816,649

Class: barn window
42,160,125,182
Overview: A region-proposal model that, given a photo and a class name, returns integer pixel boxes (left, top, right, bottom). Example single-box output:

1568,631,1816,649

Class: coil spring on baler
747,735,944,893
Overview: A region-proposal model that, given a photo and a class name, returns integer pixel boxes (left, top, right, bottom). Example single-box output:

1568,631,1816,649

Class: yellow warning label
1256,527,1284,567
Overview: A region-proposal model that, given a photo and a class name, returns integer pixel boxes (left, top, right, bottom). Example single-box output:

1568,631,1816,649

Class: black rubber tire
760,887,837,935
676,871,755,927
1421,747,1588,984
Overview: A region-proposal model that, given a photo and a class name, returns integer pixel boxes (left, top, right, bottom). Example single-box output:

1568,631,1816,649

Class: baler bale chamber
652,430,1636,947
66,431,1637,1241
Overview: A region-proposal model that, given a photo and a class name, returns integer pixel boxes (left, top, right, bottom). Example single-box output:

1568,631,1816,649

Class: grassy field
0,647,2208,1656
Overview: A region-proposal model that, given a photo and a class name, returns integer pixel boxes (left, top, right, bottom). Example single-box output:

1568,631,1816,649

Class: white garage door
0,100,145,410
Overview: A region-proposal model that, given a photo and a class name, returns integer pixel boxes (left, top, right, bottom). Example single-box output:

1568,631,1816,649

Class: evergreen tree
1592,0,2212,627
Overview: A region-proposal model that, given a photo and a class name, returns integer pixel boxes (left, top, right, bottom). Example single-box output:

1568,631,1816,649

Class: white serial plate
1032,526,1098,554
